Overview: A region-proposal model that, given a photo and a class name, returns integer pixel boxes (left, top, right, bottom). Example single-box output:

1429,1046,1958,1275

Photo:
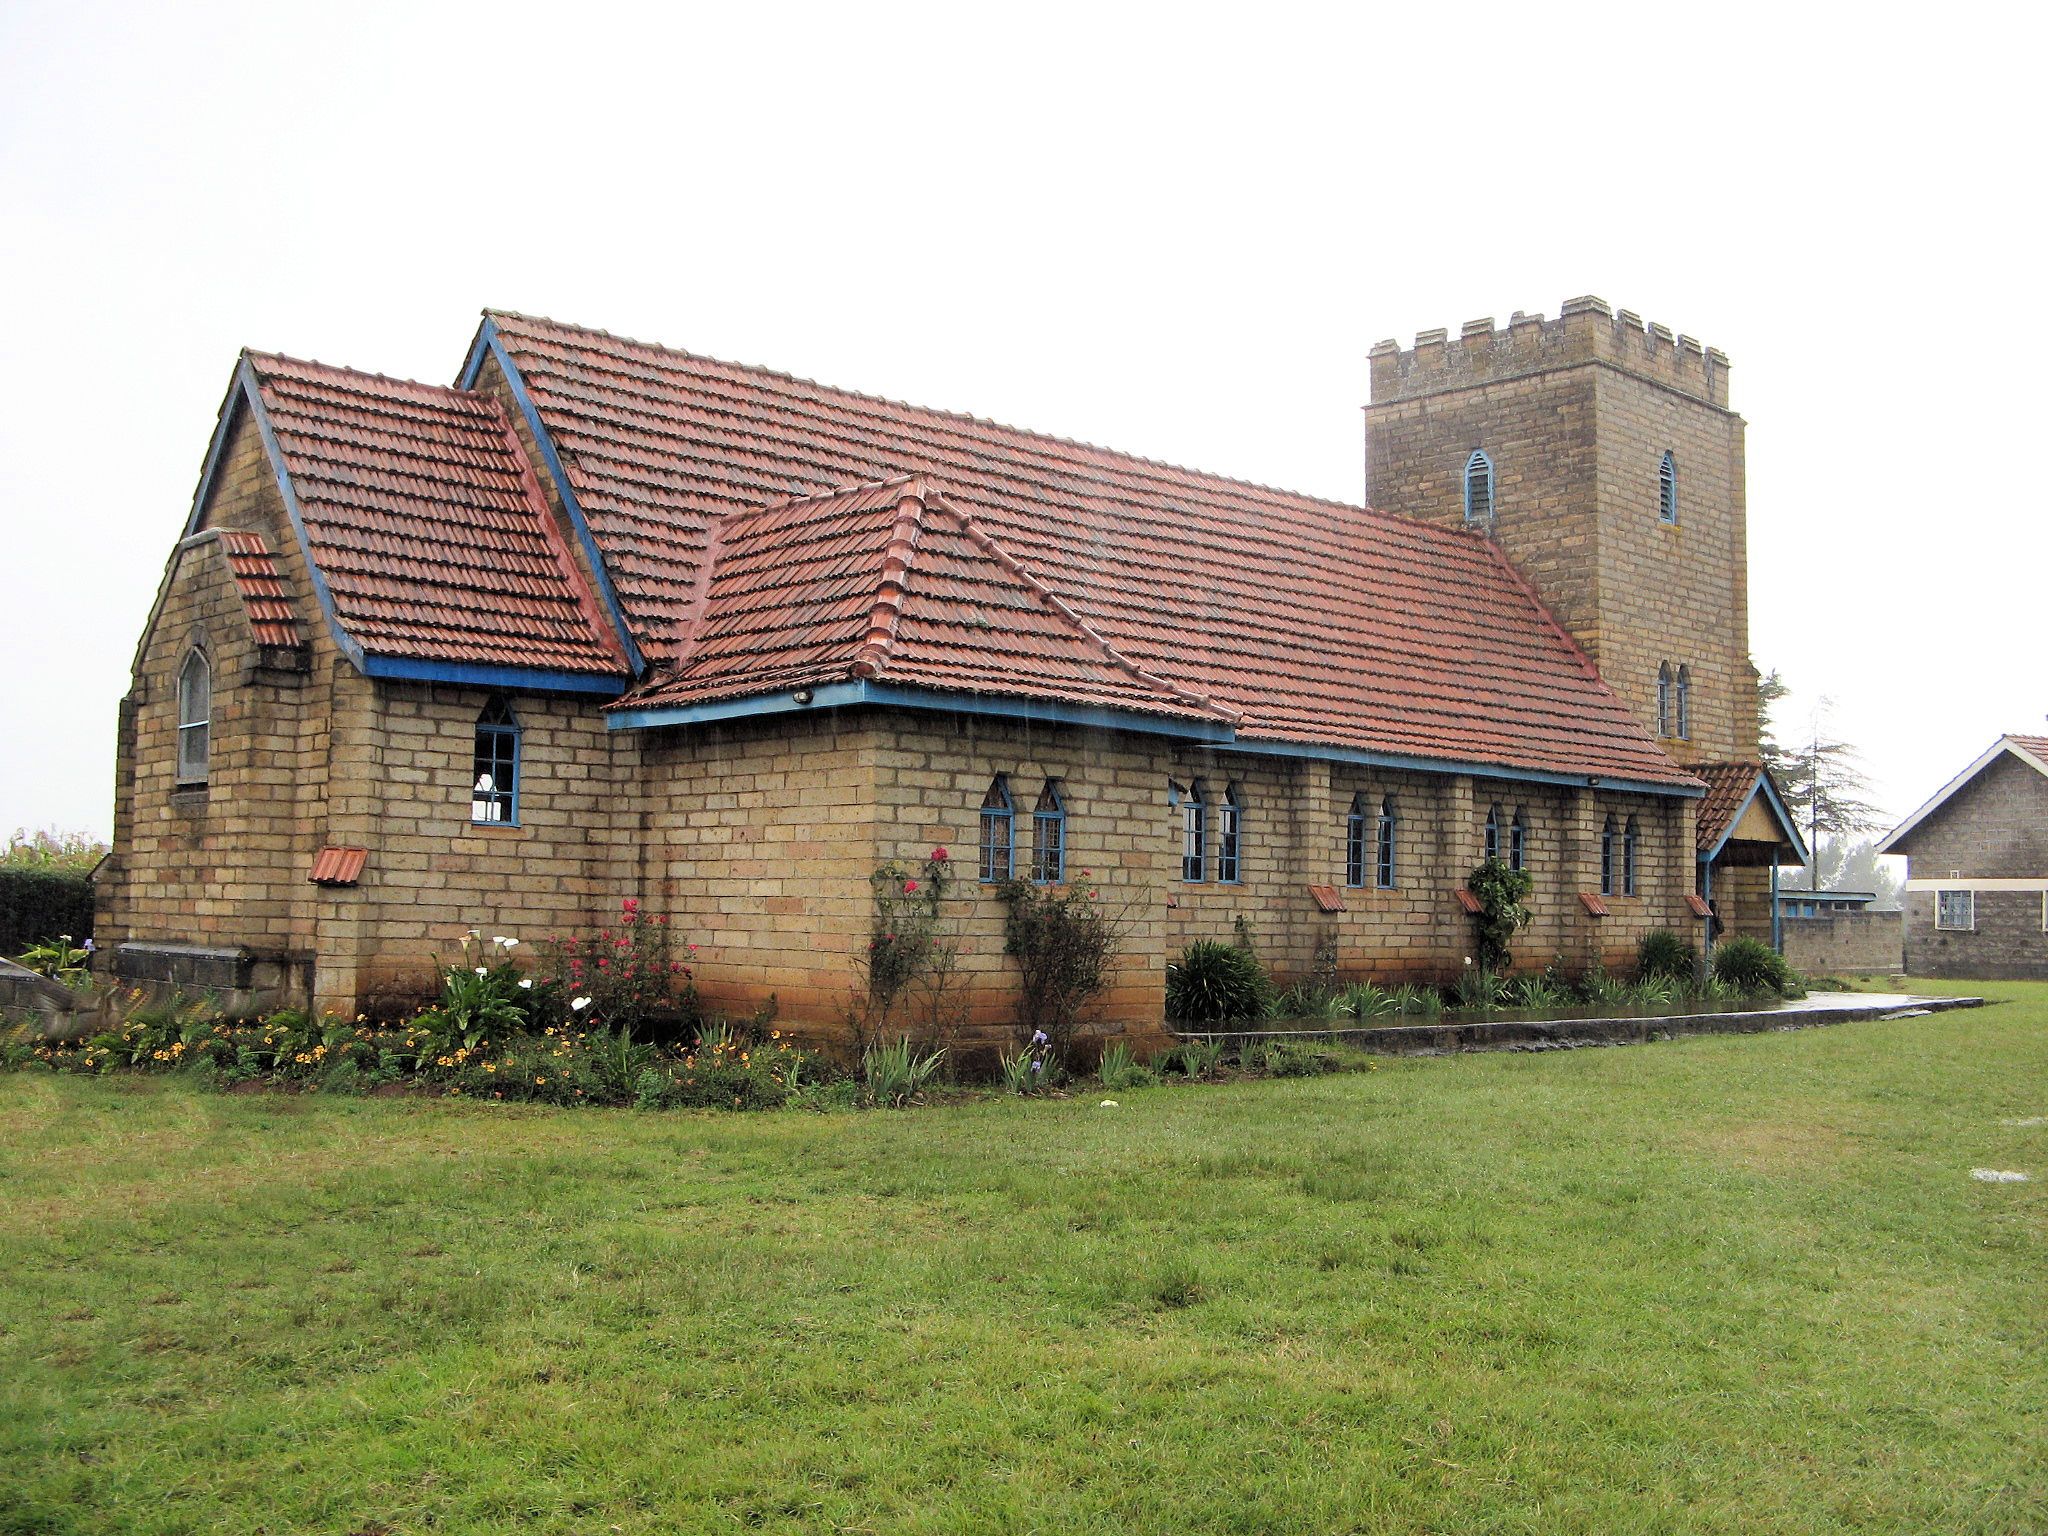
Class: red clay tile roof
1578,891,1610,917
485,311,1694,786
1685,893,1713,919
2008,734,2048,759
1695,761,1767,852
239,354,625,676
215,528,301,648
1307,884,1346,914
308,846,367,886
620,475,1234,723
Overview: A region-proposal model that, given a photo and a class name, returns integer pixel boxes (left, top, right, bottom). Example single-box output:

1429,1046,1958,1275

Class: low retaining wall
1177,992,1984,1056
1782,912,1903,976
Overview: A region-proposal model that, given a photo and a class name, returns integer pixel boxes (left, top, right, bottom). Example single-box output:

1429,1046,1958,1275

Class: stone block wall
1902,890,2048,979
1781,912,1903,976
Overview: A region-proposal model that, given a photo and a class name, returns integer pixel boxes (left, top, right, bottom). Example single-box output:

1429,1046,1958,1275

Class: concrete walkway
1180,991,1986,1056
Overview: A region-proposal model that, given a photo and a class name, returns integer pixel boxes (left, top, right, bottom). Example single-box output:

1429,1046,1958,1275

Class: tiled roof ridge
474,391,631,670
925,488,1240,724
850,477,932,678
244,349,484,409
482,308,1378,521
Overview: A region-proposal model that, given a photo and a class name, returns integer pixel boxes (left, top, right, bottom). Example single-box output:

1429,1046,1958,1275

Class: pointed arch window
471,696,520,823
1510,806,1529,872
1182,779,1208,883
979,776,1015,883
1030,781,1066,885
1623,815,1640,896
1376,796,1398,889
1601,814,1618,895
176,648,211,786
1344,793,1369,888
1675,666,1692,741
1658,451,1679,524
1657,663,1675,737
1484,803,1503,864
1217,784,1243,884
1464,449,1495,527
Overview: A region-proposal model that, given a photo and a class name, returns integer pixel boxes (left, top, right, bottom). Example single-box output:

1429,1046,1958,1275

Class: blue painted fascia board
363,655,627,697
1697,769,1811,865
458,316,647,676
1242,736,1703,800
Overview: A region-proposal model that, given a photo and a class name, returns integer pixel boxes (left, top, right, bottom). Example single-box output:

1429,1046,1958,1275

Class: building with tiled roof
100,296,1805,1036
1878,733,2048,978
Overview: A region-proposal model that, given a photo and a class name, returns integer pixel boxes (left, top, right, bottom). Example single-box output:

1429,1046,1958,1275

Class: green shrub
1165,1038,1224,1079
1097,1041,1155,1091
1713,937,1796,998
1637,929,1697,982
1388,983,1442,1017
1244,1039,1335,1078
0,869,92,957
1335,981,1396,1019
998,875,1125,1056
860,1036,946,1108
1579,966,1633,1007
1506,973,1571,1012
1165,941,1270,1024
1451,965,1504,1012
1466,858,1534,972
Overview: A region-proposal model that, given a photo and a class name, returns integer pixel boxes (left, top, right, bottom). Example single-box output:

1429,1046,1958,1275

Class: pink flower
903,879,919,894
932,847,949,861
622,898,640,914
688,943,699,952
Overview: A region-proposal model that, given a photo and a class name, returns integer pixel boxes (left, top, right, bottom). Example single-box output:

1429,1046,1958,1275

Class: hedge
0,869,94,958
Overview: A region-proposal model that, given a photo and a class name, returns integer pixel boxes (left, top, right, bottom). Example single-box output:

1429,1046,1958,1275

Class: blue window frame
471,696,520,824
1675,665,1691,741
1344,793,1369,888
1464,449,1495,527
1376,796,1397,889
1484,803,1503,864
1030,781,1065,884
1182,780,1207,883
1217,784,1242,884
1657,662,1674,737
1659,451,1678,524
979,776,1015,882
1510,806,1529,872
1601,814,1617,895
1623,815,1640,896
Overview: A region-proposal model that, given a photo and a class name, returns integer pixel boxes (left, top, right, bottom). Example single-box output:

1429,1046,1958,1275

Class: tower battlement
1369,297,1731,409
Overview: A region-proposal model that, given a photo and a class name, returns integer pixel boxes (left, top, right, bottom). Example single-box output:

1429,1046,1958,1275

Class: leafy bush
998,874,1125,1058
14,934,90,985
1451,965,1504,1012
1578,966,1633,1007
3,827,108,873
861,1036,947,1108
1388,983,1442,1017
1466,858,1534,972
1713,937,1796,998
1271,981,1341,1021
1506,972,1571,1012
0,869,92,957
850,849,958,1054
1165,941,1270,1024
1637,929,1697,982
1096,1041,1155,1091
1242,1039,1335,1078
1336,981,1397,1019
542,899,693,1037
999,1029,1058,1094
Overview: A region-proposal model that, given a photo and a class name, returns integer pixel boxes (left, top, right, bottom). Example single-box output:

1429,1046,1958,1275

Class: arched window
1658,451,1678,524
1344,793,1369,888
471,696,520,823
1030,781,1065,885
1600,814,1617,895
979,776,1015,882
1217,784,1243,884
1623,815,1640,896
1376,796,1397,889
1675,666,1692,741
176,648,211,786
1657,662,1674,737
1484,803,1503,864
1464,449,1495,527
1182,779,1208,883
1510,806,1529,872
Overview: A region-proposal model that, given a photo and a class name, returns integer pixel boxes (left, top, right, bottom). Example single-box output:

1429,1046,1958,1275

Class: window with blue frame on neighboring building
1030,781,1065,884
471,696,520,823
979,775,1014,882
1936,889,1974,931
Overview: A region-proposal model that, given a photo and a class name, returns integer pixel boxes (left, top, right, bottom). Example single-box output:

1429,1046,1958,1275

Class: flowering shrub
850,849,959,1054
539,898,693,1037
997,871,1125,1057
998,1029,1058,1094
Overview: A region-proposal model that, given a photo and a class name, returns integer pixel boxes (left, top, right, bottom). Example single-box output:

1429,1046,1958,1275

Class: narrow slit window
1183,780,1208,883
1345,793,1369,888
471,696,519,824
1623,815,1640,896
1464,449,1495,527
979,776,1015,883
1657,663,1674,737
1659,451,1679,524
1376,796,1397,889
1601,814,1617,896
176,648,211,786
1485,803,1503,864
1510,806,1529,872
1030,781,1065,885
1217,784,1242,884
1676,666,1692,740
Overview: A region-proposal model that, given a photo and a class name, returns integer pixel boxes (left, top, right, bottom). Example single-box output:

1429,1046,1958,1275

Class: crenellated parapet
1369,296,1731,408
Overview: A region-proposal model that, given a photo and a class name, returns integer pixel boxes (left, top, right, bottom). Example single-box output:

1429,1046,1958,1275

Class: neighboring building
100,298,1805,1041
1774,890,1901,978
1777,889,1879,919
1877,734,2048,979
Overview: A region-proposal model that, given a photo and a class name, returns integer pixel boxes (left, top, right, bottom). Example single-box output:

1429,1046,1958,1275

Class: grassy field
2,983,2043,1534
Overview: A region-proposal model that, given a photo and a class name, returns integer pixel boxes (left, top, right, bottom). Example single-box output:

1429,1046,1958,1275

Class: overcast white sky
2,2,2040,843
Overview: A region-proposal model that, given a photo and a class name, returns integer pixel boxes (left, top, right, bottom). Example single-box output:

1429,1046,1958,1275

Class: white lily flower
518,979,534,989
571,996,592,1011
474,966,489,977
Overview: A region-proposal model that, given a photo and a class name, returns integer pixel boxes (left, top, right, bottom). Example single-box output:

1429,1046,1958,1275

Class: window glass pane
1377,801,1396,888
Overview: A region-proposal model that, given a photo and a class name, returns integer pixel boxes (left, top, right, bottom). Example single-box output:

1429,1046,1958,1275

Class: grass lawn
2,986,2044,1534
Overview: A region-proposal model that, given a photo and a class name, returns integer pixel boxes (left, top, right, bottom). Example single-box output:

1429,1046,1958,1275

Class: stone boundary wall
1781,911,1903,976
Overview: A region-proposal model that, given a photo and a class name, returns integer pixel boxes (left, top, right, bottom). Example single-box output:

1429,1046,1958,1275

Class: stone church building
100,296,1805,1035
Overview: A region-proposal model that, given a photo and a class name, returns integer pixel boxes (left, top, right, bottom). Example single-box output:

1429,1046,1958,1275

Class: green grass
3,985,2044,1534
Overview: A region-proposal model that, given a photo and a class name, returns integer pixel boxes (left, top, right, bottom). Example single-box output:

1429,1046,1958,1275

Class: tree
1756,675,1883,892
